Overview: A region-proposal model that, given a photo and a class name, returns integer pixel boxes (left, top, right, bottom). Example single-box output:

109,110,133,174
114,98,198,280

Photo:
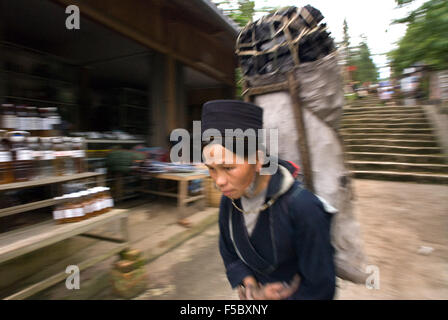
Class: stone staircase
341,102,448,184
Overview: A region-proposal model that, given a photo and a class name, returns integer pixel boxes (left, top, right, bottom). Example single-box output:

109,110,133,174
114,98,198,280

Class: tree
213,0,276,27
389,0,448,76
351,36,379,84
341,19,359,77
343,18,350,48
213,0,256,27
213,0,276,98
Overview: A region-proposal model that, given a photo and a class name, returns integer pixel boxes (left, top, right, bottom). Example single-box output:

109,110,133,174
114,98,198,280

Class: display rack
0,172,129,300
85,140,145,202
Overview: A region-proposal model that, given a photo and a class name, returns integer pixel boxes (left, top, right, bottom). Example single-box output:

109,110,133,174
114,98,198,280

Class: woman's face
203,143,259,199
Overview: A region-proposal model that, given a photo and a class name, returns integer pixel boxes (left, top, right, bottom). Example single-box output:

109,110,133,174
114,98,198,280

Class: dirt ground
336,179,448,299
128,179,448,300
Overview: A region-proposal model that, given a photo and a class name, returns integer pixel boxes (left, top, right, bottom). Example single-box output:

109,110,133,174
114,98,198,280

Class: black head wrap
201,100,263,138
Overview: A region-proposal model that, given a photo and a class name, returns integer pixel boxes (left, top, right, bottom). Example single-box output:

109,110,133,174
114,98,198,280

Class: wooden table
140,172,208,219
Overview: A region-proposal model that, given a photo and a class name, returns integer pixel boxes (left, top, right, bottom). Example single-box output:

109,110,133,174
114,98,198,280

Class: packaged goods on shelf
138,160,200,174
1,103,61,135
52,186,114,224
0,131,86,184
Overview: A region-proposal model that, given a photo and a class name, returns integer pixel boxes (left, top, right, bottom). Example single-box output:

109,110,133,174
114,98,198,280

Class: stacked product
138,160,203,174
0,130,86,184
1,103,61,136
52,187,114,224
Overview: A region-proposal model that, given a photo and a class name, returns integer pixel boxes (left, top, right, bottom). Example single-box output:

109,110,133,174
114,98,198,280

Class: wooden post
149,52,166,147
0,3,5,103
287,71,314,192
177,180,188,220
176,61,186,131
243,80,251,103
165,55,177,135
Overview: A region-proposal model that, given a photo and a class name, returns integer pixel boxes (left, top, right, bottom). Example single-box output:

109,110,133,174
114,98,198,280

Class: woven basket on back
236,5,335,78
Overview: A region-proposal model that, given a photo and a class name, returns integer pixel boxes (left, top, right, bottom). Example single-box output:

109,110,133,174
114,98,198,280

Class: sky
250,0,427,79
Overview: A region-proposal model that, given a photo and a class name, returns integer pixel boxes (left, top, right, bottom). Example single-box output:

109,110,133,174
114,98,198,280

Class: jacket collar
265,161,296,200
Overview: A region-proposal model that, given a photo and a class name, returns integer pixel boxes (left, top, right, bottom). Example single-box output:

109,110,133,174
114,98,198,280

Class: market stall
0,132,129,299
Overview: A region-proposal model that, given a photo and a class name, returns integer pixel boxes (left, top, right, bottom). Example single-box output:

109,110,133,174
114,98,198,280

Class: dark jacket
218,160,336,300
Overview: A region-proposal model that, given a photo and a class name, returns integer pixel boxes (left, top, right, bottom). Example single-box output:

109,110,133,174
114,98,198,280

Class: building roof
193,0,240,36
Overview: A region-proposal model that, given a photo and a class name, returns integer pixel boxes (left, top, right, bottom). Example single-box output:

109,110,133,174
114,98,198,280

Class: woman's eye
223,167,234,171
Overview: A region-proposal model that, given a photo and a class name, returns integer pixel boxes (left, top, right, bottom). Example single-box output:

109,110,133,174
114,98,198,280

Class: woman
201,100,336,300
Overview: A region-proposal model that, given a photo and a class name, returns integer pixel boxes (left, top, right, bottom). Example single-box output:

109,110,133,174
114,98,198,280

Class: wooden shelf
3,96,77,106
0,70,72,85
85,139,145,144
0,198,64,218
121,104,147,110
0,172,102,192
2,241,128,300
0,209,128,264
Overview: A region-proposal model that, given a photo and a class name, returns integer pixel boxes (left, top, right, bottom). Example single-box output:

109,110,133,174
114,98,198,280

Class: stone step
340,127,433,134
342,110,424,117
343,106,422,113
351,170,448,185
342,116,426,124
347,152,447,164
341,122,430,129
349,105,385,109
350,100,382,104
348,160,448,174
351,103,384,107
343,139,439,148
342,110,426,119
340,133,436,140
342,109,426,119
345,145,442,154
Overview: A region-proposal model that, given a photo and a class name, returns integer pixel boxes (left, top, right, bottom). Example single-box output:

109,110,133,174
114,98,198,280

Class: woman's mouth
222,190,234,197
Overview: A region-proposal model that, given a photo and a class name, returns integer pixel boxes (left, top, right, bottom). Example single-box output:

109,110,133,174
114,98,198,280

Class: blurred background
0,0,447,300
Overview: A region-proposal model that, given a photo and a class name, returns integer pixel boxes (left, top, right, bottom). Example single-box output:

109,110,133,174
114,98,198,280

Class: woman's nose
215,173,227,188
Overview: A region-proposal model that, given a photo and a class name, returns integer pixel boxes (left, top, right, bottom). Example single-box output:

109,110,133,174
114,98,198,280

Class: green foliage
106,150,145,173
395,0,416,6
213,0,276,27
351,37,380,84
342,19,357,69
341,20,378,84
390,0,448,75
213,0,256,27
343,18,350,48
213,0,276,99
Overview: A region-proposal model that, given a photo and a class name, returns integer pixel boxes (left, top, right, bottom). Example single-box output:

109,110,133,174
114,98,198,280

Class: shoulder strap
280,181,305,219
